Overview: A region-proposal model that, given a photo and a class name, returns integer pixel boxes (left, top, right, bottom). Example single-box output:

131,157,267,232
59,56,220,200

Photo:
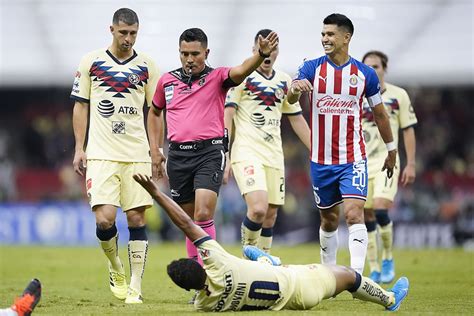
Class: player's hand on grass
401,163,416,187
257,31,279,56
151,150,167,181
382,149,397,179
73,150,87,176
290,79,313,94
133,173,161,198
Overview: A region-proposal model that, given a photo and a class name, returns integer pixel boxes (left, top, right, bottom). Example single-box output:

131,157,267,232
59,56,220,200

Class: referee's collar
170,66,213,84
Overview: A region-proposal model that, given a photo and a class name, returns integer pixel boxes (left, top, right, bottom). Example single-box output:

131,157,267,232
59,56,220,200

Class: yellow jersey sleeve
71,52,94,102
143,55,160,107
398,88,417,129
225,83,244,107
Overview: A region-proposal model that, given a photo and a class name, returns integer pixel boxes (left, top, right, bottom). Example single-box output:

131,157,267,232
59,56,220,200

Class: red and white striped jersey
295,56,382,165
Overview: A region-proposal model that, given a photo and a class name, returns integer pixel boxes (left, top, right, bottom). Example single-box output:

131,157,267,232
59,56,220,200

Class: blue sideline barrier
0,203,129,245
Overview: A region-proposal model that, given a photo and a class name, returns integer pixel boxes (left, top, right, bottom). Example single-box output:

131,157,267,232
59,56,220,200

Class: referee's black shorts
167,143,226,204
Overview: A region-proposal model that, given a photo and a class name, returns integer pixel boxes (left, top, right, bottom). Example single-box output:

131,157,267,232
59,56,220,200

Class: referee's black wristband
258,49,271,58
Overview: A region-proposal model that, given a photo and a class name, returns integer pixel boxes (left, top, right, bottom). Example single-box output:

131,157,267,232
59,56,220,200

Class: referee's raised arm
229,31,279,85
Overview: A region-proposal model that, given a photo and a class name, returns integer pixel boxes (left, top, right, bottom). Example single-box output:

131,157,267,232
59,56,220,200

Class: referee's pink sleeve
152,76,165,109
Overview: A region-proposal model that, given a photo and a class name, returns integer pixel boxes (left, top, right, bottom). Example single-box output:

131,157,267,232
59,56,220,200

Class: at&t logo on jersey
250,113,265,128
118,106,138,115
98,100,115,118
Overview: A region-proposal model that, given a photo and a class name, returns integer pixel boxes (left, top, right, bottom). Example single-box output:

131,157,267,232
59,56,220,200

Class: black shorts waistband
169,137,224,151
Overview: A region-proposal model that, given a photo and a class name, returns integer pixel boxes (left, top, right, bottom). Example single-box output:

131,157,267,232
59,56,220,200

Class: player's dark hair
179,28,208,48
167,258,207,291
254,29,273,43
112,8,139,25
362,50,389,70
323,13,354,35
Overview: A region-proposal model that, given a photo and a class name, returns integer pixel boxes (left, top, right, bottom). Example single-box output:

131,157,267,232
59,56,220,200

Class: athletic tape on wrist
385,141,396,151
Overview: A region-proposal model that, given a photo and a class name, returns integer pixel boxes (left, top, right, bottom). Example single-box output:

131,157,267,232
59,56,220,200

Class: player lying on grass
133,174,409,312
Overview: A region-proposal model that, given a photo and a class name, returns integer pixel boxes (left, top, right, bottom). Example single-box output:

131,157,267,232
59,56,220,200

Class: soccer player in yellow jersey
361,51,417,284
71,8,160,303
133,173,409,312
224,29,310,254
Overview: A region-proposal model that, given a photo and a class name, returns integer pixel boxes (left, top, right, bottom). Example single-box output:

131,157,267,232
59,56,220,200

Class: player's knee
127,216,145,228
344,206,364,225
346,214,364,226
320,212,339,231
331,265,357,292
320,210,338,222
96,219,114,230
194,209,213,221
249,207,267,221
126,210,146,227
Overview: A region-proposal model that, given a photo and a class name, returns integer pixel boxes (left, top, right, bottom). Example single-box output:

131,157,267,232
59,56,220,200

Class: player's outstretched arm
133,174,207,241
229,32,279,85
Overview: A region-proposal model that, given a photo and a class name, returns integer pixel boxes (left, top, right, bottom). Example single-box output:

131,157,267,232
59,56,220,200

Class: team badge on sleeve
198,248,211,259
72,71,81,94
165,85,174,105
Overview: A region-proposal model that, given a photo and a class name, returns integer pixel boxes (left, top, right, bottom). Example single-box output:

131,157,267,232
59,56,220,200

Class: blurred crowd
0,86,472,242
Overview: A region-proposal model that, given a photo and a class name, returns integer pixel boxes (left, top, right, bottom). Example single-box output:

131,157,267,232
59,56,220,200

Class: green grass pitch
1,243,473,315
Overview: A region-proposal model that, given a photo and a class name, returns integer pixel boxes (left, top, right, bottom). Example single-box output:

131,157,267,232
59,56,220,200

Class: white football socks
319,228,338,265
349,224,368,274
128,240,148,293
